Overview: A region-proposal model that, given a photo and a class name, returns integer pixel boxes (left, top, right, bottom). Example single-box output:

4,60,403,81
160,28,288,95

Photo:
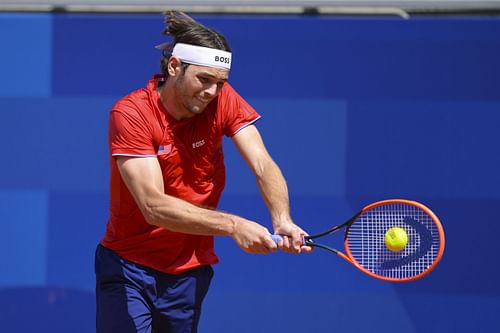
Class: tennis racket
272,199,445,282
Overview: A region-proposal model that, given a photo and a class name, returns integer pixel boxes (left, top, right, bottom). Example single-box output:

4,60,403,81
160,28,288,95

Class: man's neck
158,82,187,121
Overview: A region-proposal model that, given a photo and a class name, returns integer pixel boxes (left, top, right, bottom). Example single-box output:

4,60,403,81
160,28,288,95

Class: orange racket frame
273,199,445,282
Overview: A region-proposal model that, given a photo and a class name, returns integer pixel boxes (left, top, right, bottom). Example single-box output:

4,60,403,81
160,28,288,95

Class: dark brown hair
159,11,231,76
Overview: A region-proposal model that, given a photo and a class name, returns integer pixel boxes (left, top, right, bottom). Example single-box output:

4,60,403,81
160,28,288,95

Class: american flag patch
158,144,172,155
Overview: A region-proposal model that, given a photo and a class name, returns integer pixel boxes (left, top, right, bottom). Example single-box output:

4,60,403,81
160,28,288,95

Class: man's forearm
255,158,292,227
142,191,277,254
141,193,239,236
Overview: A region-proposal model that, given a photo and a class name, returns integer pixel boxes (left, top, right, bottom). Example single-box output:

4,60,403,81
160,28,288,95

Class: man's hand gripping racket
272,199,445,282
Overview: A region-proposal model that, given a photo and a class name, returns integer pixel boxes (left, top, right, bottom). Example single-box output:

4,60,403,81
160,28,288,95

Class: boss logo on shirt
192,139,205,149
214,55,230,65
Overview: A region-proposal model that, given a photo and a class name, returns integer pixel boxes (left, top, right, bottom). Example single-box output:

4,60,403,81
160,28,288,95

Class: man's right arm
116,156,277,254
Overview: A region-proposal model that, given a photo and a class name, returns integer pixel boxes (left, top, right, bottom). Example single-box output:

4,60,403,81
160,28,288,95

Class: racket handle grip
271,235,283,243
271,234,308,246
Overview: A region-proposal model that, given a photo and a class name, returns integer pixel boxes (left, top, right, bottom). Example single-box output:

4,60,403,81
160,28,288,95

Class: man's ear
167,56,183,77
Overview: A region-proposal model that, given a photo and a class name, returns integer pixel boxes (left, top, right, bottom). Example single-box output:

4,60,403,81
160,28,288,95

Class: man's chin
188,105,207,115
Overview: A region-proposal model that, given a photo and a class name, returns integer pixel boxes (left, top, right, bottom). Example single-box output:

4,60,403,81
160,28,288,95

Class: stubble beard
174,73,206,116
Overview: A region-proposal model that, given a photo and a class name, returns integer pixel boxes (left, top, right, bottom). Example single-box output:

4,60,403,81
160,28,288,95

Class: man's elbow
254,157,278,179
137,195,165,226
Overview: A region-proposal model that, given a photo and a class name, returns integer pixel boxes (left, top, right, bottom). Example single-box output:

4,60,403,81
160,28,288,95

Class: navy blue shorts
95,244,214,333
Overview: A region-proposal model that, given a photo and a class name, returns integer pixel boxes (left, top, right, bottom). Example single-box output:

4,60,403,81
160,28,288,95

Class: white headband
171,43,231,70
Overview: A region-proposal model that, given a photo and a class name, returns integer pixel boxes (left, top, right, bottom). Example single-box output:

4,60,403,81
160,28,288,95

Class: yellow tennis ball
384,227,408,252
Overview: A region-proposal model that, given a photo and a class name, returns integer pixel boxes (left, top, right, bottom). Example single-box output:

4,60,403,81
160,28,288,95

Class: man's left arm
231,125,311,254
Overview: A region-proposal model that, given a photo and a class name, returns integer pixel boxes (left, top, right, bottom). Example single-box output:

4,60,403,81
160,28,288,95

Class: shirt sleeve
219,83,261,137
109,101,157,157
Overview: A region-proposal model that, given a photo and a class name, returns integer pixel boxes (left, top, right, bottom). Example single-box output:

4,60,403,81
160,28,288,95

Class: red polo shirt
101,75,260,274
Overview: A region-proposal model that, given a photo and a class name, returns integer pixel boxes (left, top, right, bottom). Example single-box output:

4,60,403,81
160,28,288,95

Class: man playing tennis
95,10,311,333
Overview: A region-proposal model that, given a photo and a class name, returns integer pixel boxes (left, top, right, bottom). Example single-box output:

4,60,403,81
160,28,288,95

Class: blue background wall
1,12,499,332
